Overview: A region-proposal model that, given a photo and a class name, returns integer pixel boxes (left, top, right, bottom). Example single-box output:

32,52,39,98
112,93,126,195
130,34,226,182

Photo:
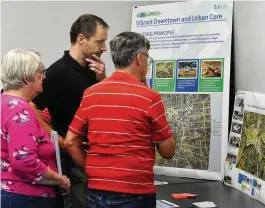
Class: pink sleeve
7,104,48,184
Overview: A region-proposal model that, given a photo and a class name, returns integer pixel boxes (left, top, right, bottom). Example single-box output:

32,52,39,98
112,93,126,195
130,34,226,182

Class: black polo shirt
33,51,98,137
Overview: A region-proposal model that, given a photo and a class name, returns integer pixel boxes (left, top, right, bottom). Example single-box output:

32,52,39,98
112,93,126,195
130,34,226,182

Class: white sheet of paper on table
154,181,169,185
160,200,179,207
156,200,179,208
193,201,218,207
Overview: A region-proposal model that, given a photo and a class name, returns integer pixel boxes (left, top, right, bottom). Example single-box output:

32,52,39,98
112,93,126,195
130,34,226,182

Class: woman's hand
57,175,70,194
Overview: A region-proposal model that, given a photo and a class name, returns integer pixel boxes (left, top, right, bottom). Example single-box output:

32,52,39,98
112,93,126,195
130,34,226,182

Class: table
155,175,265,208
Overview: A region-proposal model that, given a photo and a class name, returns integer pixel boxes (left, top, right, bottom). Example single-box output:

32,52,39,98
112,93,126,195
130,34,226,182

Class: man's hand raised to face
86,54,106,81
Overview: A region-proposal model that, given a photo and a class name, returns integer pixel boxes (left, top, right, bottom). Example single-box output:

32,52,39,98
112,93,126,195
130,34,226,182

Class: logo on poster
137,11,161,18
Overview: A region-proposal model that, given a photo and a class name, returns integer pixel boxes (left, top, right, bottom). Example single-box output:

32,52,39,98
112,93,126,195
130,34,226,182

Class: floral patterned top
1,94,58,197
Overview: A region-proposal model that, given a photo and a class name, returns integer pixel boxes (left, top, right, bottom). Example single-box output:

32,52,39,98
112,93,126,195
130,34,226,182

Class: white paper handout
154,181,169,185
156,200,179,208
193,201,218,208
51,130,62,175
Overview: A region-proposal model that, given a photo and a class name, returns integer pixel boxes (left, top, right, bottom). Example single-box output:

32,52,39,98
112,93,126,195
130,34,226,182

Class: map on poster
224,91,265,205
132,1,233,180
156,94,211,170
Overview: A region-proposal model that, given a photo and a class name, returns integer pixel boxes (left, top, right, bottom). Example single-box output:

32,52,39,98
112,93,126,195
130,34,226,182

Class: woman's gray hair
110,32,150,68
1,49,45,90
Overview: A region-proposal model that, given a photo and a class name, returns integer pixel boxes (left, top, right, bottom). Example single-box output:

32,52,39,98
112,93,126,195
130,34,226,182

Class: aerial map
155,94,211,170
236,111,265,180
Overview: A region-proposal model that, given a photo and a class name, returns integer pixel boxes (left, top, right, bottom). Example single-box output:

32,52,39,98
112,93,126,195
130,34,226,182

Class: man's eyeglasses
139,52,153,66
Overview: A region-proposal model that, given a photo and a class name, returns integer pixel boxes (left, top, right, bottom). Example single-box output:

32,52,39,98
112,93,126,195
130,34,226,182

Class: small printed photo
155,61,174,79
224,175,232,185
201,60,223,78
251,187,261,197
252,179,262,190
235,97,244,108
229,136,241,148
177,60,198,79
233,111,244,121
225,161,234,171
238,173,252,192
226,153,238,164
252,179,262,197
231,122,243,134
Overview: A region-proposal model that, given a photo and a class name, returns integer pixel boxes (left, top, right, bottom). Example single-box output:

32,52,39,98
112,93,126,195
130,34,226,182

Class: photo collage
224,92,264,200
224,95,245,185
147,58,224,93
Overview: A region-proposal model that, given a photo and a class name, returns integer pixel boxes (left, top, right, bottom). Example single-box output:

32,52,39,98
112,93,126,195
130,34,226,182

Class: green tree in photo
236,112,265,180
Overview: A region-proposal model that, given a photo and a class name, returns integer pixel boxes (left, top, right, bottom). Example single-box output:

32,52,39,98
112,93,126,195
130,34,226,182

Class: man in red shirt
64,32,175,207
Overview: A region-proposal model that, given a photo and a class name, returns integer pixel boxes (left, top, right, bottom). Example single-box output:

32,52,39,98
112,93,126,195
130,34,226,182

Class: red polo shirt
69,71,172,194
40,108,52,124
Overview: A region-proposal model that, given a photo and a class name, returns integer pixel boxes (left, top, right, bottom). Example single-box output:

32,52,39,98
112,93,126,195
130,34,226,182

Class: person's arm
7,105,69,189
156,137,176,159
148,94,176,159
64,93,88,170
64,131,87,170
37,167,69,187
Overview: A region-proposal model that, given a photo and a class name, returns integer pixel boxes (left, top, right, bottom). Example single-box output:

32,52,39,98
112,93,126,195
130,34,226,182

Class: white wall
233,1,265,93
1,1,170,76
2,1,265,91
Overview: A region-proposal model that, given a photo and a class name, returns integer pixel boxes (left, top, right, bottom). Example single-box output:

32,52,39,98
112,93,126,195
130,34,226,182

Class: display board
131,1,233,180
224,91,265,205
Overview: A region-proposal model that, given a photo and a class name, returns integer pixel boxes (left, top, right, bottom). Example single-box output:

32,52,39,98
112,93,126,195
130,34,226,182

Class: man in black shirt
31,14,109,208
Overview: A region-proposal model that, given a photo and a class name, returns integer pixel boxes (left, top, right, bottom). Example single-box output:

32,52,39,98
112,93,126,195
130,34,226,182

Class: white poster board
224,91,265,205
131,1,233,180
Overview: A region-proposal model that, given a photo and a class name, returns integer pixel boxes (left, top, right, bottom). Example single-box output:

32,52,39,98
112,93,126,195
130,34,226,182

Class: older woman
1,49,70,208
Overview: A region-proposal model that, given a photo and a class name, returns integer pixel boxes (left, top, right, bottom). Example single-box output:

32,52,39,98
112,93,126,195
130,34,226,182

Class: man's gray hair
110,32,150,68
1,49,45,90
